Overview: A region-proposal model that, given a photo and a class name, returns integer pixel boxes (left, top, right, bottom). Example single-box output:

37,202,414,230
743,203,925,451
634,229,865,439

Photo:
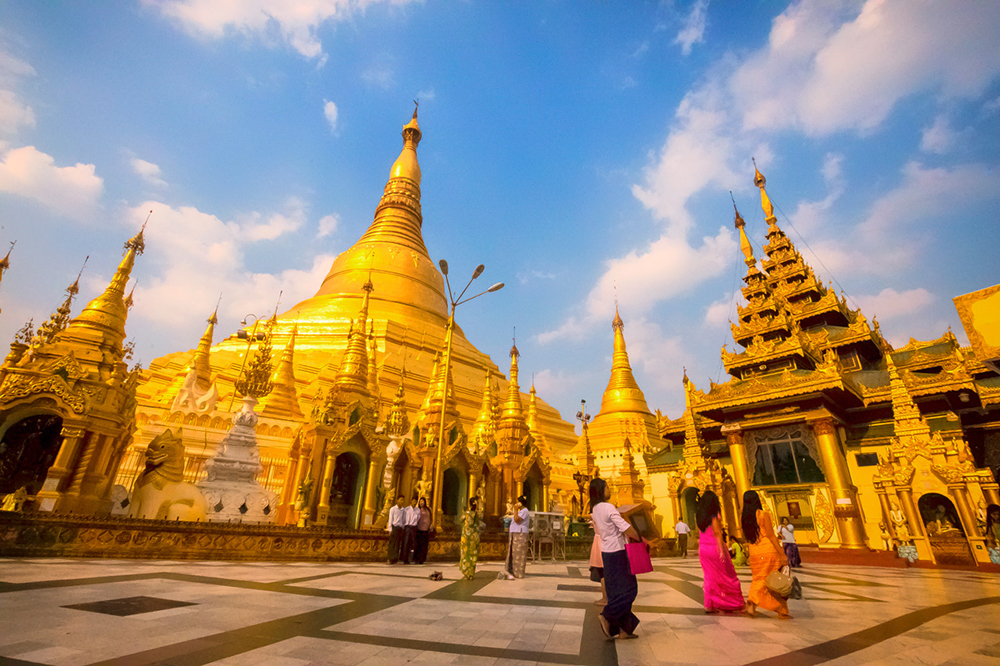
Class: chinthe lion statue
128,428,207,521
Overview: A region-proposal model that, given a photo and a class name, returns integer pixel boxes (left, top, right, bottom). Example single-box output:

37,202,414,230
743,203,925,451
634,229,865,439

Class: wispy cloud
131,157,167,187
674,0,708,56
323,99,339,132
0,47,36,136
0,146,103,217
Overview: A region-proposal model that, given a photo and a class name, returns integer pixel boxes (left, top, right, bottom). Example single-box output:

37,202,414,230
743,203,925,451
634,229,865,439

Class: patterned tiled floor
0,556,998,665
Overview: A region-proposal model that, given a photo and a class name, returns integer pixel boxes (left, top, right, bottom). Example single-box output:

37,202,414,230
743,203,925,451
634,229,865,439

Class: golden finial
510,328,519,358
209,294,221,326
682,366,689,385
752,159,776,223
124,282,136,310
612,288,624,332
732,192,756,268
125,211,151,256
0,240,14,272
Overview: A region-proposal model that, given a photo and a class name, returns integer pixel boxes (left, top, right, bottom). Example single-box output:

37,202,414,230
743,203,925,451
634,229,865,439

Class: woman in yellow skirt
740,490,791,619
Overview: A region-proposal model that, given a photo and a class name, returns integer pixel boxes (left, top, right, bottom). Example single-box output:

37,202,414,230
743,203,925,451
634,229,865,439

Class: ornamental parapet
722,333,822,373
731,311,793,343
702,369,848,411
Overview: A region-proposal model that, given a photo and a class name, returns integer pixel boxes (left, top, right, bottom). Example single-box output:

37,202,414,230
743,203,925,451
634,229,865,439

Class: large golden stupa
123,108,579,528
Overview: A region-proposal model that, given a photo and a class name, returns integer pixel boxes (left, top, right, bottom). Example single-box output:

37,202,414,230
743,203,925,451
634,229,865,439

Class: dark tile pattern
63,595,196,616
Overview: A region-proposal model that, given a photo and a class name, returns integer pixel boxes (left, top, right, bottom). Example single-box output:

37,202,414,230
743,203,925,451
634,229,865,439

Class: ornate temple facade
116,109,578,530
646,166,1000,565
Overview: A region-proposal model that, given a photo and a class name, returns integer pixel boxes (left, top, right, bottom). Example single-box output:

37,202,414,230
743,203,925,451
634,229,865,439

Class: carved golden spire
235,323,274,400
419,352,440,415
69,222,145,351
598,303,652,416
732,193,757,271
502,337,524,420
527,380,539,433
191,302,219,392
367,321,380,400
753,158,777,227
471,369,496,443
262,325,302,419
887,353,930,441
681,370,707,457
385,369,410,438
334,277,373,394
32,258,86,347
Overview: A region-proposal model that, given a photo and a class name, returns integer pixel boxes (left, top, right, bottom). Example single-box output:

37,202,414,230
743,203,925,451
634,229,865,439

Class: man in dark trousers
675,518,691,557
402,496,420,564
387,495,406,564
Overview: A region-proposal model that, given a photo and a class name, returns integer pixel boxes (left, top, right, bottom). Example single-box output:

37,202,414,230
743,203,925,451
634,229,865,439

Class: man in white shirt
675,519,691,557
387,495,407,564
402,496,420,564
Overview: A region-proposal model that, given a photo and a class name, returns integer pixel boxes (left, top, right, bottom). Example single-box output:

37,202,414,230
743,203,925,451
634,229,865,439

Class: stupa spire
191,301,219,392
471,370,496,444
502,337,524,420
385,369,410,438
262,325,303,419
599,303,652,416
32,257,86,347
753,158,777,228
732,193,757,272
334,278,373,394
69,221,146,351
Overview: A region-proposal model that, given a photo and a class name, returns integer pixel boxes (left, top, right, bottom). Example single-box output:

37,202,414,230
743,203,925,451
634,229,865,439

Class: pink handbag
625,542,653,575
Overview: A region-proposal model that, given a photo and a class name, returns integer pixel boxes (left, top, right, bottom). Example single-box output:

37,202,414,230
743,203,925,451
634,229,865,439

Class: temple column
950,484,980,537
278,448,302,524
897,487,925,538
876,488,893,541
810,418,867,548
983,483,1000,507
37,426,88,512
362,457,382,528
316,447,336,524
723,425,750,501
468,469,480,512
543,480,551,512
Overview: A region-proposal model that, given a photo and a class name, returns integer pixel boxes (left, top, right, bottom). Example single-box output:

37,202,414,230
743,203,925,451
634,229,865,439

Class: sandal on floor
598,614,617,640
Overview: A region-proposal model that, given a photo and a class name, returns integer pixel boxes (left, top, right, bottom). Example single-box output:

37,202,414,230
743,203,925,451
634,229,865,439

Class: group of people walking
386,495,433,565
693,489,795,619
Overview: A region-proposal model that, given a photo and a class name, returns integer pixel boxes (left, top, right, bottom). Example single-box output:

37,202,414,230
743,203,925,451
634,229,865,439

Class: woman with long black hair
696,490,745,613
502,495,531,579
590,477,645,639
741,490,791,619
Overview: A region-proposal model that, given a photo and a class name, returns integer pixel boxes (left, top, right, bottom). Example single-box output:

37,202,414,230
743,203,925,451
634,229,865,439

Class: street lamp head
488,282,504,292
472,264,485,280
438,259,449,276
240,318,248,327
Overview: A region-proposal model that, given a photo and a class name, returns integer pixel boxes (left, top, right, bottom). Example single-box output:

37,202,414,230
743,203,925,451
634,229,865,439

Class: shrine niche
919,493,975,565
328,451,365,529
0,414,63,497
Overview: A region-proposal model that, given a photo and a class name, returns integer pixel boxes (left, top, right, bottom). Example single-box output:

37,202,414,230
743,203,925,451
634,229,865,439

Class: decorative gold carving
813,489,835,543
0,373,87,414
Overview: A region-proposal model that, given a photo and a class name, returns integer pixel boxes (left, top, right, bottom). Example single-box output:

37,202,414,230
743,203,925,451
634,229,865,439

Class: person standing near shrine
413,497,433,565
675,517,691,557
402,496,420,564
742,491,791,619
696,490,745,614
386,495,407,564
459,497,482,579
590,477,645,639
503,495,531,579
778,516,801,568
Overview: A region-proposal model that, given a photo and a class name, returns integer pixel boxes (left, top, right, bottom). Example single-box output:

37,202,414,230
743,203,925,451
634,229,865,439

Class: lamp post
573,399,592,518
227,314,267,411
430,260,504,530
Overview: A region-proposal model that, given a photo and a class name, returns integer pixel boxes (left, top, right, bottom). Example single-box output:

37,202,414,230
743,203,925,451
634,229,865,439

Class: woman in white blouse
590,477,645,639
503,495,531,579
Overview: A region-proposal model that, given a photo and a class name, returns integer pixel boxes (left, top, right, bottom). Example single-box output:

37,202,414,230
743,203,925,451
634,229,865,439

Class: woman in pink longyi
696,490,745,614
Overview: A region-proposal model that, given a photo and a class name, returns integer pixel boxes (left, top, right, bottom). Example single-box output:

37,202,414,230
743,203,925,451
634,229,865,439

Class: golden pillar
897,487,925,538
316,447,336,524
983,484,1000,507
278,449,302,524
543,480,551,512
362,457,382,527
36,426,88,512
810,418,867,548
723,426,750,501
468,469,480,512
876,489,893,538
950,485,980,538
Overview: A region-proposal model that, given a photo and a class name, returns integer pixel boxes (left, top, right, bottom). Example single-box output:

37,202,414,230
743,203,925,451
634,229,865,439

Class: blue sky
1,1,999,426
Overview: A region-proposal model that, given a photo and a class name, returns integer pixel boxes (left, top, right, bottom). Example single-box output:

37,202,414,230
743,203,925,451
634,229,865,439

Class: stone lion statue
128,428,207,521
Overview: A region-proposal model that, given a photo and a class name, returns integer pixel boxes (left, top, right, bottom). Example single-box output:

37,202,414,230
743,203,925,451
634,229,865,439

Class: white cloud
855,287,933,322
317,213,339,238
151,0,421,61
804,161,1000,277
123,200,333,330
703,297,732,328
362,64,395,90
920,115,957,154
517,269,556,285
240,196,307,241
0,49,36,136
130,157,167,187
416,88,435,103
732,0,1000,135
0,146,103,217
674,0,708,56
786,152,844,236
323,99,338,132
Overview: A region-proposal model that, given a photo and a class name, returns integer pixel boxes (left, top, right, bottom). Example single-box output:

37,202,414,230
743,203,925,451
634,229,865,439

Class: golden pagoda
122,108,578,529
0,229,145,513
650,165,1000,565
564,303,664,527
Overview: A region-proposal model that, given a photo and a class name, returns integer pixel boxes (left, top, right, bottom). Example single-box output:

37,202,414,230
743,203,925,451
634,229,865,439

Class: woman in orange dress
740,490,791,619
